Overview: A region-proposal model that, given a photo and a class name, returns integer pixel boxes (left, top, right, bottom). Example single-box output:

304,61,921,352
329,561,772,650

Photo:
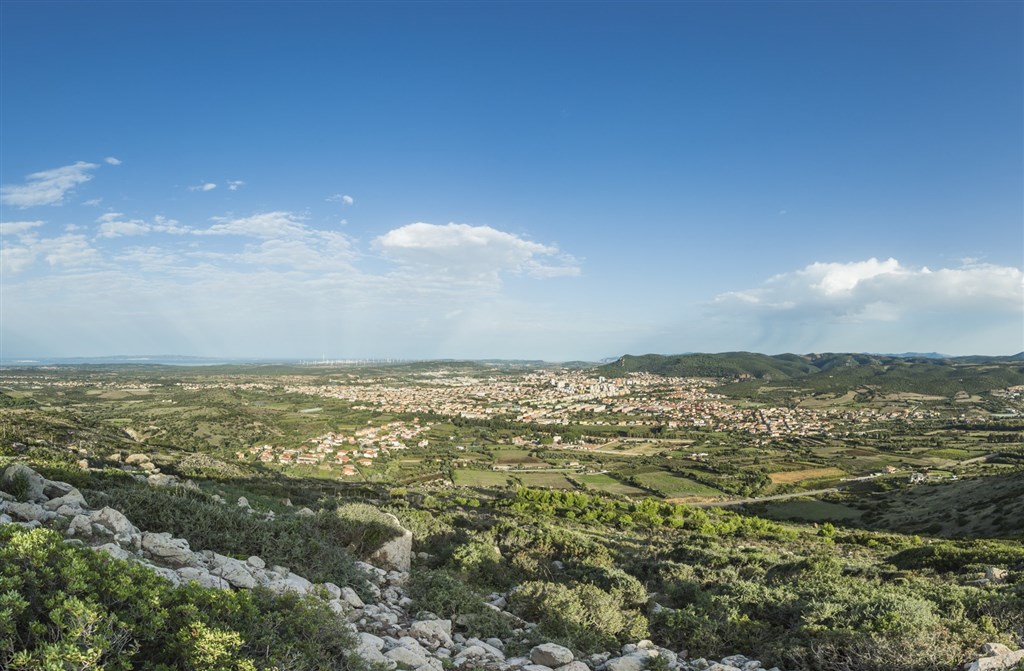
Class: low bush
0,525,363,671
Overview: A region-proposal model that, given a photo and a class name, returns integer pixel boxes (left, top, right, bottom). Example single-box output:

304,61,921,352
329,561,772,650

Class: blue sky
1,1,1021,360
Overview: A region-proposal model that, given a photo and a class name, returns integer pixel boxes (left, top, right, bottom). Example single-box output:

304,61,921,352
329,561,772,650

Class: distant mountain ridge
596,351,1024,394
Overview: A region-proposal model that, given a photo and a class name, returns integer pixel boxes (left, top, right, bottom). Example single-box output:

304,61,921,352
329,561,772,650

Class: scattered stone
148,473,178,487
124,453,149,465
296,507,316,517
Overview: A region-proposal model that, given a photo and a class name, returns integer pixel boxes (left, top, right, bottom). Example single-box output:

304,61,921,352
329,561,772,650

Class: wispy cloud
95,213,190,238
227,180,245,191
189,182,217,192
104,156,122,166
327,194,354,205
0,220,45,236
0,161,99,208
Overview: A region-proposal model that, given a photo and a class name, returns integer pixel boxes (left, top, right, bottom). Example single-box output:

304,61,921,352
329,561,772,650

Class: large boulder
367,512,413,572
410,619,453,648
209,553,257,588
2,464,46,502
532,644,574,668
967,645,1024,671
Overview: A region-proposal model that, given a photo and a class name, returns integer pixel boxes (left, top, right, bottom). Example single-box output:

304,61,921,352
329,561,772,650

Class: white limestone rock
532,643,574,668
6,501,56,523
44,488,87,511
410,619,453,648
94,542,134,561
177,566,231,590
211,554,257,588
141,531,193,568
605,656,648,671
341,586,366,608
91,507,139,536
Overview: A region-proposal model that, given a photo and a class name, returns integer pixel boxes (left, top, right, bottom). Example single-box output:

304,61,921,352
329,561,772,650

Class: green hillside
598,352,1024,396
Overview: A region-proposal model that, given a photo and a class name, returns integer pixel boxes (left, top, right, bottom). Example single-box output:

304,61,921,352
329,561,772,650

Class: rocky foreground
1,463,1020,671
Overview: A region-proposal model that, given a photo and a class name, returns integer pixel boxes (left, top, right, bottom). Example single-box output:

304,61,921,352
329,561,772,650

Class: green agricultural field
494,449,548,466
517,471,578,489
924,448,974,460
752,499,863,523
574,472,649,496
453,469,515,488
631,470,724,498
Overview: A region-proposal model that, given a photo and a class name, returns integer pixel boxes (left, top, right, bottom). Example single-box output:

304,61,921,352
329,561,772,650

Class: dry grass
769,467,846,484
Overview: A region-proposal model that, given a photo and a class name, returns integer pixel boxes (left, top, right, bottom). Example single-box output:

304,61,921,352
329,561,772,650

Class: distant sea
0,356,300,367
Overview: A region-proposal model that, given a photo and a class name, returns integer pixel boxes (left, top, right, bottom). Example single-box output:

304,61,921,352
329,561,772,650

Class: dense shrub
0,525,362,671
509,580,648,652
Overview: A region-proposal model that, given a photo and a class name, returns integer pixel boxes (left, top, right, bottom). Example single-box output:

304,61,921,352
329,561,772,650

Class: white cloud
227,180,245,191
1,232,101,274
327,194,354,205
713,257,1024,319
189,182,217,192
0,161,99,208
0,221,44,236
83,198,103,207
104,156,122,166
374,222,580,281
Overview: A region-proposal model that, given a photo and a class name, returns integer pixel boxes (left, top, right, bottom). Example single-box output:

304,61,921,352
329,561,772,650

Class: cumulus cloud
713,258,1024,319
374,222,580,281
327,194,354,205
104,156,122,166
189,182,217,192
0,161,99,208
